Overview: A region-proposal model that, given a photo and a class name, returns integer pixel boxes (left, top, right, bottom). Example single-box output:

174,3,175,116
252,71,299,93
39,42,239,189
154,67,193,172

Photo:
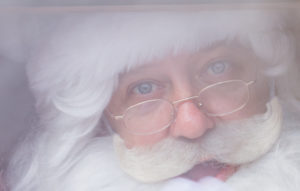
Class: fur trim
28,10,292,119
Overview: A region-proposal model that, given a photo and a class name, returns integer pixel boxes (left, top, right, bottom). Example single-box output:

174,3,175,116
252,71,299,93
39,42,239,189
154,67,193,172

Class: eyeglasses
109,79,255,135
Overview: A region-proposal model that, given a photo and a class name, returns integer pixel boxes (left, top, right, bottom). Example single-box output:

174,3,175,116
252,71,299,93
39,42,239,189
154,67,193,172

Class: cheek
219,79,270,121
247,78,270,113
106,103,170,147
105,108,171,148
117,128,169,148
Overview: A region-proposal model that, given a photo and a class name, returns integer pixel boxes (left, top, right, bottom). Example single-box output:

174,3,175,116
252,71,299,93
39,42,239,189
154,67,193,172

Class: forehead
120,41,258,79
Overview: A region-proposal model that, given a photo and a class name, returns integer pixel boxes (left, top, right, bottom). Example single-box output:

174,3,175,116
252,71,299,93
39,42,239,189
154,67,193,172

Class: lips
180,160,238,182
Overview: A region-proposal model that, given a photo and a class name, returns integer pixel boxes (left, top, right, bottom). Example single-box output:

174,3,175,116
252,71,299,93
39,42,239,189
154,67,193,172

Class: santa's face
106,42,270,146
105,42,279,182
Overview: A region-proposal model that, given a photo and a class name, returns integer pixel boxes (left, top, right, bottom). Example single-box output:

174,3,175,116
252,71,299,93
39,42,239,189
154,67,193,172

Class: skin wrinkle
106,42,269,147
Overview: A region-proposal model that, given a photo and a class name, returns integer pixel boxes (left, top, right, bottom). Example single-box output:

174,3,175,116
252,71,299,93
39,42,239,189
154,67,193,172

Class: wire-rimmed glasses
109,79,255,135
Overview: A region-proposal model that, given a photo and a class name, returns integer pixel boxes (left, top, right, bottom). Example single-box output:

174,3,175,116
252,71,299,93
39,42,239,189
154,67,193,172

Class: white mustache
201,97,282,164
113,98,282,183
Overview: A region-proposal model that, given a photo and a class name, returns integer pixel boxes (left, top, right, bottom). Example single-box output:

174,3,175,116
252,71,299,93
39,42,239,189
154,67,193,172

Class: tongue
180,162,237,181
180,162,222,181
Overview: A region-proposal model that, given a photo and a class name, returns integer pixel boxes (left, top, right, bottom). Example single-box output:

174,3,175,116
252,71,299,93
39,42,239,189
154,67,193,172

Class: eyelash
207,60,230,75
197,60,233,78
128,80,162,97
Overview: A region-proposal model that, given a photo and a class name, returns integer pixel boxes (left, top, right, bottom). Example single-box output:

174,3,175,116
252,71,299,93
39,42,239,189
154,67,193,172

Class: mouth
179,160,238,182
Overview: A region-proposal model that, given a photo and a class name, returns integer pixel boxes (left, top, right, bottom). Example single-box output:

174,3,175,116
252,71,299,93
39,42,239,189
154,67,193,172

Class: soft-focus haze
0,13,33,168
0,0,298,6
0,0,299,170
0,9,60,168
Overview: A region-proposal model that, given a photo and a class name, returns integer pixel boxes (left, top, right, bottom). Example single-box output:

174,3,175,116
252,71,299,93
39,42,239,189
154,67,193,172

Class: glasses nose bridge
172,95,203,108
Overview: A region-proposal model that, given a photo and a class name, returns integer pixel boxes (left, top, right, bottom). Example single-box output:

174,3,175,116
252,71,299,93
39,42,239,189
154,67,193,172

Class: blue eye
208,61,228,74
133,82,155,95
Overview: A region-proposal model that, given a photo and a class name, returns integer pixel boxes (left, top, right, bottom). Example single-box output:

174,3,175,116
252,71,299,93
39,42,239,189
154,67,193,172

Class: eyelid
127,79,163,95
207,60,229,73
206,59,233,72
195,58,234,80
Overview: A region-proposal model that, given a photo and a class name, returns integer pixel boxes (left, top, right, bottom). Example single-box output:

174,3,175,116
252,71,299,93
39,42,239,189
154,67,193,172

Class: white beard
6,99,300,191
113,98,282,183
226,106,300,191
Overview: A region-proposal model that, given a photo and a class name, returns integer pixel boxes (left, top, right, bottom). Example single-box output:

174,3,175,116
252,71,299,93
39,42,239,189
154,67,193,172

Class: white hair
5,9,300,191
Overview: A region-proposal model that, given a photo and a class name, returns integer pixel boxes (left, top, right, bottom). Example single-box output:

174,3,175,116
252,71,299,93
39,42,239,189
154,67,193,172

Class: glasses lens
199,80,249,116
123,99,174,135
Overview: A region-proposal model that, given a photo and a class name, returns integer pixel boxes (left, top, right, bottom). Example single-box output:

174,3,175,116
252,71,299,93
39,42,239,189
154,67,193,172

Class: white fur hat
27,9,293,136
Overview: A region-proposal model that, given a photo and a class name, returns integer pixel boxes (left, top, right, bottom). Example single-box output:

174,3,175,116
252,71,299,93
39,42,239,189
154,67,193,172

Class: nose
169,101,215,139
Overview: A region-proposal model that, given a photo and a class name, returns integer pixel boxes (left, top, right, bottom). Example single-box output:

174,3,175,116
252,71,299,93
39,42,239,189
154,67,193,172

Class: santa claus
3,4,300,191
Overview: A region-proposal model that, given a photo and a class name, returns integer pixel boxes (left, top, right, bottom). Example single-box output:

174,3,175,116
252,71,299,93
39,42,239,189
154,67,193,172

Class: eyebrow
120,58,166,82
120,66,160,86
127,63,158,74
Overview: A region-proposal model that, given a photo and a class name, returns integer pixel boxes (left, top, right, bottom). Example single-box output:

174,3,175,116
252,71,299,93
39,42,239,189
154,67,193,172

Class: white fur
5,10,300,191
7,105,300,191
227,106,300,191
161,177,233,191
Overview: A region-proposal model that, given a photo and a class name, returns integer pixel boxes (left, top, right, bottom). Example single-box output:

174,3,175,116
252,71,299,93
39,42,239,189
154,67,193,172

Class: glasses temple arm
106,110,123,120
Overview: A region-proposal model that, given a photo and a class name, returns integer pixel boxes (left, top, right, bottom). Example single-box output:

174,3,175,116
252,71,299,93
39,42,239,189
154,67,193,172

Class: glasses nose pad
172,100,204,124
173,96,203,111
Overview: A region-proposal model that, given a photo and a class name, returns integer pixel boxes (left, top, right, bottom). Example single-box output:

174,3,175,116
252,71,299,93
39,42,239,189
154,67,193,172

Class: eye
208,60,229,75
132,82,157,95
195,60,234,83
